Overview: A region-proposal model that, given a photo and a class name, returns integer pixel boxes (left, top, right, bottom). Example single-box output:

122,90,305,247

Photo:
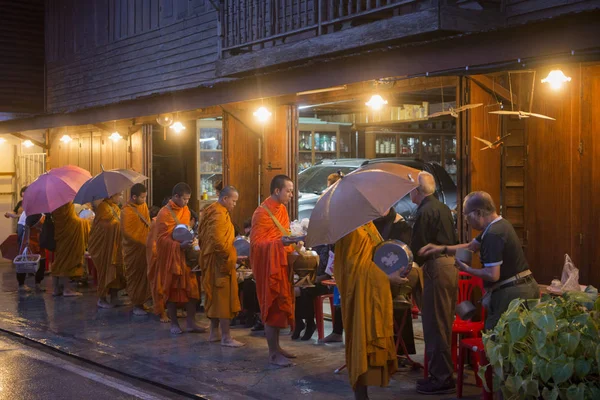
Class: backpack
39,214,56,251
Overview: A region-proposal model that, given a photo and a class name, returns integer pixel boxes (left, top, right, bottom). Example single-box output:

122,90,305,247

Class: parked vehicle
297,158,457,225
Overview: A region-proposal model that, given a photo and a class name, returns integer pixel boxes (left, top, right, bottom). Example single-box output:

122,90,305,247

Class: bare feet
18,285,32,294
208,331,221,342
170,325,183,335
319,332,343,343
132,306,148,316
64,290,83,297
278,348,296,359
269,352,293,367
97,299,115,309
159,312,170,323
185,323,207,333
177,310,187,318
221,338,245,348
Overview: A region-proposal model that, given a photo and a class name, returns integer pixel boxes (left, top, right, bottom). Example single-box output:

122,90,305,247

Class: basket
14,247,41,274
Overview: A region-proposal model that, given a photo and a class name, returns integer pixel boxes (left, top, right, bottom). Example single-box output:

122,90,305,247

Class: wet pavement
0,262,481,399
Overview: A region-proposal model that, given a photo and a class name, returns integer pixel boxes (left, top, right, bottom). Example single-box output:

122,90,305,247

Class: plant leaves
532,311,557,335
511,352,527,375
542,386,559,400
559,331,581,356
596,346,600,376
509,319,528,343
533,356,552,383
522,378,540,397
551,356,574,385
505,374,523,396
565,383,585,400
574,358,591,379
532,328,547,353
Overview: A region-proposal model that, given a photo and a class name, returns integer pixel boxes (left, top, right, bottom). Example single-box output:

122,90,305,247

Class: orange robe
121,201,151,306
198,202,241,319
51,202,91,278
249,197,294,329
334,222,398,389
149,200,199,312
89,199,126,297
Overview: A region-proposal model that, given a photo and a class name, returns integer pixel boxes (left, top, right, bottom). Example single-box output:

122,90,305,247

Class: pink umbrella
305,162,420,248
22,165,92,214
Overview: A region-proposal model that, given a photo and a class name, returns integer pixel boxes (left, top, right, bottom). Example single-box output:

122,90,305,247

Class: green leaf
532,311,557,335
559,331,581,355
505,375,523,395
566,383,585,400
587,386,600,399
551,356,574,385
596,346,600,376
509,319,528,343
532,329,547,352
533,356,552,383
557,318,570,331
574,358,591,379
522,378,540,397
506,298,524,315
511,352,527,375
542,386,559,400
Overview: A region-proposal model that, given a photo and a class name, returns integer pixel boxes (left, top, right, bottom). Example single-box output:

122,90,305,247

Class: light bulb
170,121,186,134
22,140,34,148
0,138,5,145
541,69,571,90
253,106,272,122
366,94,388,110
109,132,123,142
60,135,72,143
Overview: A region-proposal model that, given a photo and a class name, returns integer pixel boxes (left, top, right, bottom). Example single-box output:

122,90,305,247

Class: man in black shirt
420,191,539,330
410,172,458,395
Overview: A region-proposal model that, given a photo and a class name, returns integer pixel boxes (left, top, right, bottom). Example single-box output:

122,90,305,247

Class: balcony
216,0,505,76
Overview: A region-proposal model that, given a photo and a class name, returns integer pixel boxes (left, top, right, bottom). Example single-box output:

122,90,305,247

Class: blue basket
333,286,341,306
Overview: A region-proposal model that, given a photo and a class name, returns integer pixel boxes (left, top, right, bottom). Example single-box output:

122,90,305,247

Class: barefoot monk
198,185,244,348
89,193,126,309
250,175,302,367
150,183,204,334
121,184,151,316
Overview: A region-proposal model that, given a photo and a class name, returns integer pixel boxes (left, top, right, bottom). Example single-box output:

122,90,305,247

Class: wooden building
1,0,600,286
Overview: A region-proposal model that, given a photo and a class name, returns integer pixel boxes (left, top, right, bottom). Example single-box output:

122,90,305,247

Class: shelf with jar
198,118,225,202
297,122,354,171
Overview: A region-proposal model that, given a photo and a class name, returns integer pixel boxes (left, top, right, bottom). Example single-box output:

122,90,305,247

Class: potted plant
480,290,600,399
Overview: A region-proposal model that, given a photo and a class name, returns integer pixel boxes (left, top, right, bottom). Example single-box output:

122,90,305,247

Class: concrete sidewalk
0,263,482,399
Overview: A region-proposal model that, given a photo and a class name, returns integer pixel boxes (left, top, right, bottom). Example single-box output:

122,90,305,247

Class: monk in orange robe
121,183,151,316
89,193,126,309
149,182,204,334
198,186,244,347
334,222,400,400
250,175,303,366
51,202,91,297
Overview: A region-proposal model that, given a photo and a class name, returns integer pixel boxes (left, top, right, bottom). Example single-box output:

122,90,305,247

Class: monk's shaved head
219,185,238,200
270,175,292,194
172,182,192,197
131,183,147,198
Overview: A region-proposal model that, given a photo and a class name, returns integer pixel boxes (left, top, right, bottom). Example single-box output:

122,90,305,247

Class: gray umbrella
74,167,147,204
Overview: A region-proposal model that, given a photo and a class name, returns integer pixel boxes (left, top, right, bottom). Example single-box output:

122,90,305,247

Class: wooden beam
470,75,518,106
9,132,48,149
220,106,262,138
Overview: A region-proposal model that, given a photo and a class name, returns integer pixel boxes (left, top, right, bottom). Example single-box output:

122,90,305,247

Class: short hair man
198,186,244,347
250,175,301,366
409,171,458,395
121,183,151,315
420,191,539,330
149,182,204,334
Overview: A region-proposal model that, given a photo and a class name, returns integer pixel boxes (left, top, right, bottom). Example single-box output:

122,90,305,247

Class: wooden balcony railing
219,0,434,57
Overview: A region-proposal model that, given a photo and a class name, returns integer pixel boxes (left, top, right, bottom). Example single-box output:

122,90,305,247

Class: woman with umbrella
305,163,420,400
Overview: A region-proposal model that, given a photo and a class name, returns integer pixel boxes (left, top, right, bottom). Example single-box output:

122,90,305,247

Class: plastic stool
457,338,493,400
314,294,334,340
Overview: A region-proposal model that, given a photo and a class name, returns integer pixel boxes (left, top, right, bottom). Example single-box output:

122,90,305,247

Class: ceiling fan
474,133,511,150
428,103,483,119
488,71,555,121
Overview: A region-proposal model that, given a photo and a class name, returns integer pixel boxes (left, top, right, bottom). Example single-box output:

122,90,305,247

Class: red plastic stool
85,253,98,286
314,294,334,340
45,250,55,272
457,338,493,400
411,297,419,319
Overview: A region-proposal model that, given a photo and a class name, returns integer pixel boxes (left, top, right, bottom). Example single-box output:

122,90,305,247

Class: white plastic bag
561,254,580,292
325,251,335,276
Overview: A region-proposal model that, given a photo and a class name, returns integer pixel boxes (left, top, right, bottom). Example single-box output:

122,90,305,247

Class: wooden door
223,110,260,232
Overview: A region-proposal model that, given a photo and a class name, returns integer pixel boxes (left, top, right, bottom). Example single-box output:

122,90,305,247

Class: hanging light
253,106,272,123
541,69,571,90
109,132,123,142
60,134,72,143
365,94,388,110
170,121,186,134
156,113,174,127
22,140,34,148
0,138,5,145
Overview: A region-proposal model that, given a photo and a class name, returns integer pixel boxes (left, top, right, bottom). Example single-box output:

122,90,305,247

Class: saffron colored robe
89,199,126,297
121,201,151,306
198,202,241,319
334,222,398,389
51,202,90,278
149,200,199,311
249,197,294,329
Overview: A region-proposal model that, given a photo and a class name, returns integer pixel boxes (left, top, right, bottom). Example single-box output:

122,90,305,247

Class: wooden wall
0,0,44,113
45,0,218,112
504,0,600,24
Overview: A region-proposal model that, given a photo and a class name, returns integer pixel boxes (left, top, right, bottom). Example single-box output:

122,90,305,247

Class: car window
298,166,357,194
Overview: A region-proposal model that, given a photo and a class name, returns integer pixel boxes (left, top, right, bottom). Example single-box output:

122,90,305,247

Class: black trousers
241,279,260,314
17,259,46,286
